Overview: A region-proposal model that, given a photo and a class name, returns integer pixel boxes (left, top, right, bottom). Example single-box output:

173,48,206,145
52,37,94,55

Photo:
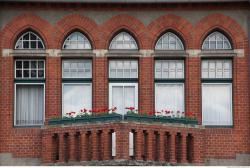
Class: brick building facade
0,0,250,166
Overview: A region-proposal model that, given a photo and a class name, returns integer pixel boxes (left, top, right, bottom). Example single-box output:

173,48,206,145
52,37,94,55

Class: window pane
155,83,184,117
202,60,232,79
62,32,91,50
63,84,92,116
15,85,44,126
112,86,124,114
109,32,138,50
155,60,184,79
62,60,92,78
155,32,184,50
15,60,45,79
202,31,232,50
109,60,138,78
202,83,232,126
15,32,45,49
110,83,138,115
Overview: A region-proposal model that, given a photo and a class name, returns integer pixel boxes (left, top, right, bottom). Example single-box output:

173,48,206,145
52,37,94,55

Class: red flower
125,107,135,111
148,111,155,116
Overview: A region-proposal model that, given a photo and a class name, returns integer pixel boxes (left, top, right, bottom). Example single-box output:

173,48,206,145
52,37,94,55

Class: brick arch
194,13,247,49
147,14,194,50
0,13,53,49
54,14,99,49
101,14,149,49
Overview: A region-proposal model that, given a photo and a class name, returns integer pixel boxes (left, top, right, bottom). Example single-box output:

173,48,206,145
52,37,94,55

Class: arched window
109,32,138,50
63,32,92,49
15,31,45,49
202,31,232,50
155,32,184,50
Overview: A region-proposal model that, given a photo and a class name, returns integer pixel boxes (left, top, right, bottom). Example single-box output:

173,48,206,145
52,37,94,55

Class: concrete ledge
205,154,250,166
0,153,41,166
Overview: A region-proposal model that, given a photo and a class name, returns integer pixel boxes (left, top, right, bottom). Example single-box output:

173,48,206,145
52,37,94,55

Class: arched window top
63,32,92,49
15,31,45,49
109,32,138,50
155,32,184,50
202,31,232,50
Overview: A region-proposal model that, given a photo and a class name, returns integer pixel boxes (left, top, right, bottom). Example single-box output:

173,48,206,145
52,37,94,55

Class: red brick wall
0,2,249,162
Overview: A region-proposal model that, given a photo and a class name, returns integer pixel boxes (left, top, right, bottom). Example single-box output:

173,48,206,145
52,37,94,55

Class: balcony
42,114,204,165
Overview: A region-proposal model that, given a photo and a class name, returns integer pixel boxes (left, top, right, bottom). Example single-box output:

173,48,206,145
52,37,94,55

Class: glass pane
63,84,92,116
30,41,36,49
202,32,232,50
31,70,37,77
155,32,184,50
23,70,29,78
155,84,184,117
31,61,37,68
38,70,44,78
16,85,44,126
124,86,135,110
202,84,232,125
16,61,22,68
16,70,22,78
112,86,124,114
23,41,29,49
109,32,138,50
38,61,44,68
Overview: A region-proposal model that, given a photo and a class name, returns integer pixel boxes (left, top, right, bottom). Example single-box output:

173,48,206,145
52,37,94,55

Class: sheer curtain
63,84,92,116
155,83,184,114
111,85,136,115
16,85,44,126
202,83,232,125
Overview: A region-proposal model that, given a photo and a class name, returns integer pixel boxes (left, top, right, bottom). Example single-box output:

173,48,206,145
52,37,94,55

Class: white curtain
110,84,137,115
63,84,92,116
16,85,44,126
155,83,184,115
202,83,232,126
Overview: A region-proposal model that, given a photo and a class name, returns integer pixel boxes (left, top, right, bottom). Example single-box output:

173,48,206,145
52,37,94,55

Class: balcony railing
42,120,204,165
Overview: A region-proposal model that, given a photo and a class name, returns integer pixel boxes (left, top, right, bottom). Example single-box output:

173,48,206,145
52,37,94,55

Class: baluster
135,130,143,161
159,131,166,162
181,133,188,164
80,131,88,161
170,132,177,164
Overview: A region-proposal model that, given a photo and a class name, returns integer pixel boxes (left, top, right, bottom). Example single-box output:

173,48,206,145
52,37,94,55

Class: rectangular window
155,60,184,79
109,83,138,115
155,83,184,115
109,60,138,78
14,59,45,127
202,83,232,125
62,60,92,78
15,60,45,79
15,84,44,126
155,60,185,117
202,59,233,126
62,59,92,117
62,83,92,116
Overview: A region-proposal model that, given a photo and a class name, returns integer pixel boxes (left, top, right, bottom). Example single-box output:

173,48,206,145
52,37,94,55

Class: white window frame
109,60,138,79
155,60,185,79
14,83,45,126
15,59,45,79
155,83,185,115
202,83,233,126
62,59,92,79
62,32,92,50
109,83,138,115
62,83,92,117
109,32,138,50
15,31,45,50
202,31,232,50
155,32,184,50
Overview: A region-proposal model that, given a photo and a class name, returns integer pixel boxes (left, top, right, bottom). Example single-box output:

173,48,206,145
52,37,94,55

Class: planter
124,114,198,125
48,113,122,125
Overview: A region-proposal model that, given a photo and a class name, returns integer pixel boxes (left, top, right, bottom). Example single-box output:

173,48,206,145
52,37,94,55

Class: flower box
124,114,198,125
48,113,122,125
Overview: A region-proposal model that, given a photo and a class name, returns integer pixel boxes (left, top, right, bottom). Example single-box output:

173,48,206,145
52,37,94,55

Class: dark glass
30,33,36,40
38,70,44,78
16,70,22,78
38,61,44,68
16,61,22,68
31,61,37,68
31,70,37,77
38,41,43,49
23,61,29,68
23,41,29,49
23,70,29,78
23,34,29,40
30,41,36,49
